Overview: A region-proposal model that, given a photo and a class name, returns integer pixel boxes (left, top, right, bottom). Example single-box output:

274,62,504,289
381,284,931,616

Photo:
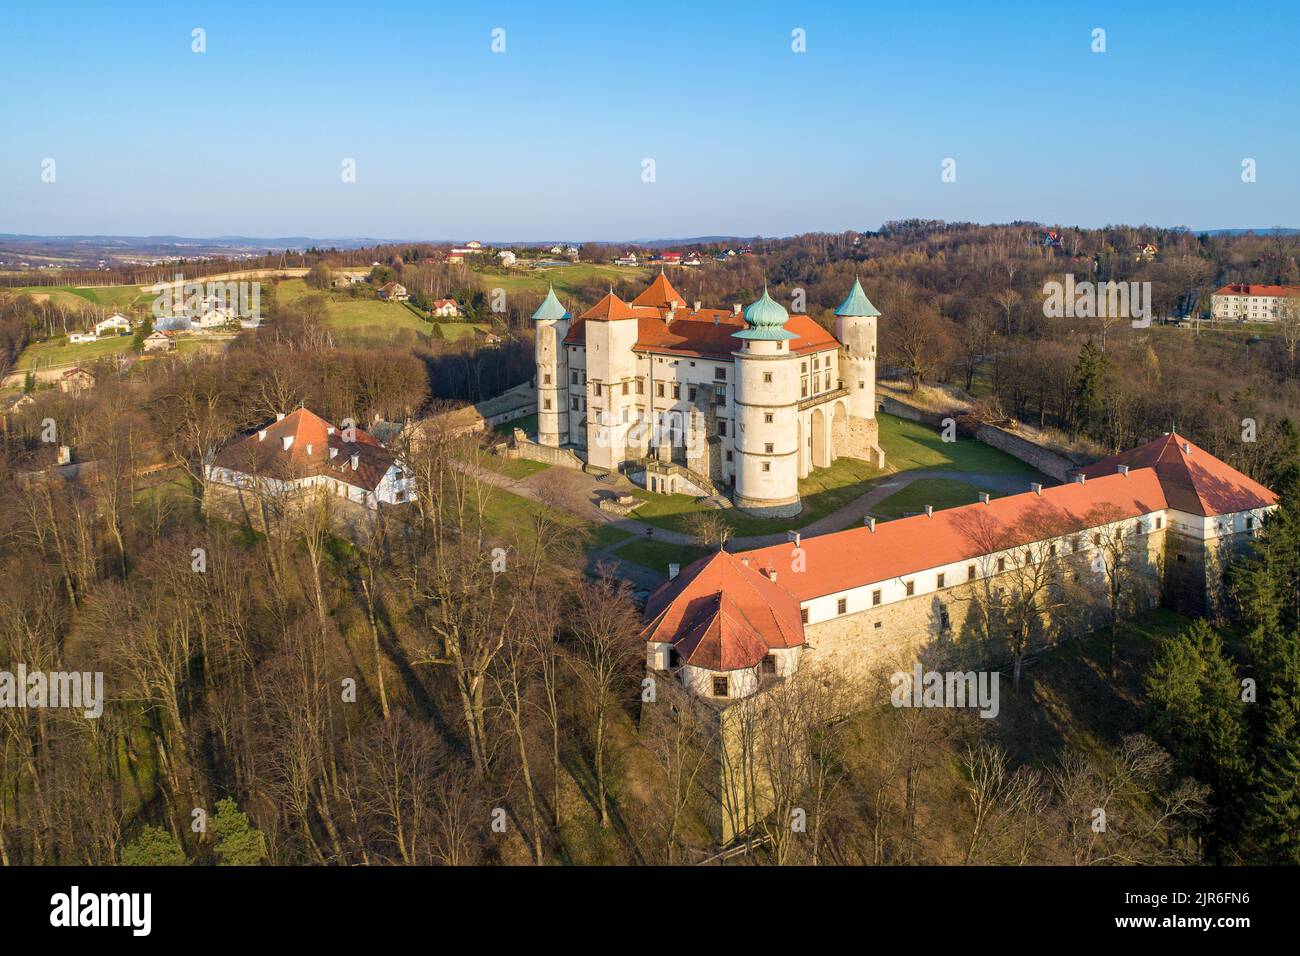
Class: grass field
612,537,710,573
475,481,631,554
877,412,1040,475
12,283,150,311
13,334,135,370
872,477,998,519
471,263,653,300
272,277,497,346
484,457,551,480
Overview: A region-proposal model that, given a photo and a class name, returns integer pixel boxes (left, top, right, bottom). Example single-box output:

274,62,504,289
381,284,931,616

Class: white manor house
532,272,885,516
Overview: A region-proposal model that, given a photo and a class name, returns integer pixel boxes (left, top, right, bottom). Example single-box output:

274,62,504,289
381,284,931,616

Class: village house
59,367,96,394
432,298,462,318
69,331,98,344
378,282,409,302
204,408,414,513
531,272,884,516
94,313,132,336
143,330,174,352
498,250,518,266
445,251,465,265
613,253,638,266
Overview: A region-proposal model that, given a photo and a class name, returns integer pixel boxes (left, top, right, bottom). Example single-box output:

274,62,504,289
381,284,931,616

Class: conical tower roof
835,277,881,317
531,285,571,321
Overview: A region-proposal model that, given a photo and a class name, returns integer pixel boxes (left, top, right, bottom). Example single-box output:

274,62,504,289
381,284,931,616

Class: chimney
1182,442,1191,455
788,531,801,547
1117,464,1129,476
281,435,294,451
741,557,750,566
276,412,285,422
668,562,680,580
329,447,338,459
979,492,990,504
925,505,933,517
768,569,778,583
733,303,742,315
258,430,266,442
327,426,335,435
865,517,876,531
305,443,313,456
693,300,701,312
1031,482,1043,495
350,453,359,471
1075,473,1086,485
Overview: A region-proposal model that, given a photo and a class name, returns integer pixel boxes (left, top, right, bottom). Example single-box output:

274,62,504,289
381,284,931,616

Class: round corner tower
834,277,880,421
732,289,802,517
532,286,571,447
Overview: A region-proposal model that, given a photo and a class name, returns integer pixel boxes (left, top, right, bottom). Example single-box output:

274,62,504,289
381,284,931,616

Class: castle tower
834,277,880,421
532,286,571,447
580,291,641,472
732,288,802,517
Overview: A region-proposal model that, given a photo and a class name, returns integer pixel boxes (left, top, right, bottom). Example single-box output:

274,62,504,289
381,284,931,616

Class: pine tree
1071,338,1107,441
121,825,188,866
210,798,268,866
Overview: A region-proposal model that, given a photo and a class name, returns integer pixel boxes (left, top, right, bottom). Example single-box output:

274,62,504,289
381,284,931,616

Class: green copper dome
835,277,881,317
734,287,796,341
532,286,570,322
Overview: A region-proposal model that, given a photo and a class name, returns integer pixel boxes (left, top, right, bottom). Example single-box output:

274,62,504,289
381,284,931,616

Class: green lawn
612,537,710,573
876,412,1039,475
474,481,630,554
13,334,134,370
470,263,653,300
14,283,149,311
484,457,551,480
872,477,997,519
495,412,537,436
273,278,434,345
433,320,490,341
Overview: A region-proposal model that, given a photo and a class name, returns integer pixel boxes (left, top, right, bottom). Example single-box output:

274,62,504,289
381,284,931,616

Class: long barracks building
643,432,1277,703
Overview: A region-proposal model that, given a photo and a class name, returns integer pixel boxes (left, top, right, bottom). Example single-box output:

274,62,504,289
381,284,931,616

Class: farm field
469,263,653,300
271,277,490,345
11,283,151,311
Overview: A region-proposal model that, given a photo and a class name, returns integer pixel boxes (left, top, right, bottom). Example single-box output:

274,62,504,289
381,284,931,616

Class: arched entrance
811,407,828,469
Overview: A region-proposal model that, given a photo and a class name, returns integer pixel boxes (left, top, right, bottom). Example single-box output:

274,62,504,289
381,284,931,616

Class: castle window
859,381,865,389
543,398,552,410
825,374,832,390
763,372,773,383
1156,517,1163,529
765,443,774,453
801,381,809,398
672,385,680,399
669,648,680,669
714,367,727,381
622,382,629,396
726,451,733,462
997,557,1006,572
1177,554,1187,563
940,607,951,631
762,462,771,472
837,598,847,615
593,383,602,397
936,572,945,588
543,373,551,385
813,357,820,370
571,397,579,411
801,362,807,372
1246,516,1255,530
872,589,881,606
1093,533,1102,546
688,386,697,401
712,676,729,697
571,371,579,385
764,413,774,424
801,608,808,624
1050,543,1058,556
905,581,915,597
657,383,665,398
718,420,728,437
968,564,976,581
761,654,777,675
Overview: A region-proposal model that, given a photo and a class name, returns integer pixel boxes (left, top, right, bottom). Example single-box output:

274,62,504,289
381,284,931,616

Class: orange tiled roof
1074,432,1277,517
579,292,642,321
642,550,804,671
632,272,684,309
737,469,1171,603
211,408,393,492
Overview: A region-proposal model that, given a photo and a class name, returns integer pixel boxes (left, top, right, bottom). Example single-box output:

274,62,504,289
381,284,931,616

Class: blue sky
1,0,1297,239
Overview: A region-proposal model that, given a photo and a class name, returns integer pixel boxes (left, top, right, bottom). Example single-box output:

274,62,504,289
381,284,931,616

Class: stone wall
834,415,884,467
503,433,586,470
803,534,1165,683
973,423,1084,483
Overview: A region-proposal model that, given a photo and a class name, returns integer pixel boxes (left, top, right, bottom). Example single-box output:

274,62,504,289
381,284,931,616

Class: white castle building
532,272,885,516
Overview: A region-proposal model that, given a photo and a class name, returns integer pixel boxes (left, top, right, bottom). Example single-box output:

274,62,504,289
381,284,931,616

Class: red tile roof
1074,432,1277,517
211,408,394,492
642,550,804,671
563,278,840,359
738,469,1170,603
1214,284,1300,297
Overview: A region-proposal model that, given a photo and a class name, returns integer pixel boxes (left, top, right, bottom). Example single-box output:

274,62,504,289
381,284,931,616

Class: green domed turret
532,285,571,322
734,287,796,340
835,277,881,317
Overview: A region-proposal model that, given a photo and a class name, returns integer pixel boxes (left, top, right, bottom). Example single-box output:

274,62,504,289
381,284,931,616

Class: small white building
69,332,98,344
432,298,462,317
94,313,132,336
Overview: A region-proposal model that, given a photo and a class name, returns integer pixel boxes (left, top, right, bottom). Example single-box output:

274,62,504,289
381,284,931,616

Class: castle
532,273,885,516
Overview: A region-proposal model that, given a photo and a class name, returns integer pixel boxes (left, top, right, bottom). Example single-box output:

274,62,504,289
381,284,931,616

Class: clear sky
1,0,1297,240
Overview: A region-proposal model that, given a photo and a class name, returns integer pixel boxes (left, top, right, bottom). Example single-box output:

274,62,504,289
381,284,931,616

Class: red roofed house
431,298,461,318
1211,283,1300,322
531,272,885,516
204,408,414,516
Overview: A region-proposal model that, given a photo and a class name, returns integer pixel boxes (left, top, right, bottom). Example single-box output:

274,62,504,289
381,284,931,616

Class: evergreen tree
132,315,154,352
1071,338,1107,440
210,798,268,866
121,825,188,866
